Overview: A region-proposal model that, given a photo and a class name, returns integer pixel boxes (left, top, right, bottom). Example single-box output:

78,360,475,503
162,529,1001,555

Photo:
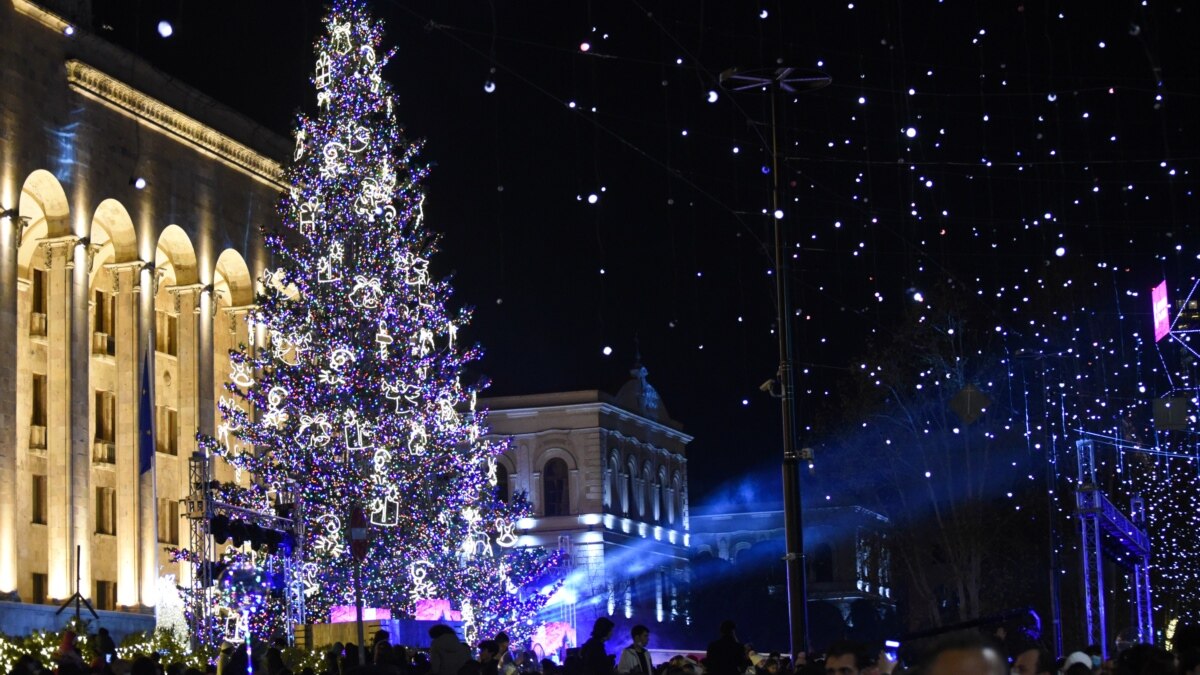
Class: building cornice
64,60,287,191
487,400,693,444
12,0,70,32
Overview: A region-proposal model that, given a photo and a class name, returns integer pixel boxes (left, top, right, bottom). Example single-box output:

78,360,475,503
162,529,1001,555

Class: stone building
0,0,286,630
482,363,692,642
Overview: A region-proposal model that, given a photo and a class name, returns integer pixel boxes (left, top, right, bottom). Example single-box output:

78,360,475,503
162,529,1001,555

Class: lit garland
207,0,561,647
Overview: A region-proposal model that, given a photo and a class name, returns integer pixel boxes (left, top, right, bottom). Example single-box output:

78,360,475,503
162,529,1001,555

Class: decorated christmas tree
209,0,559,644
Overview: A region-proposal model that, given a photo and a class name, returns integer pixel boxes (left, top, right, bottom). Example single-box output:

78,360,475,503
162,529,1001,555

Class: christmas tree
210,0,559,644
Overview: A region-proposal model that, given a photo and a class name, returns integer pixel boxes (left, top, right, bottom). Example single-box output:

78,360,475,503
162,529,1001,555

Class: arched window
543,458,569,517
608,456,621,511
495,463,510,503
626,459,638,516
657,468,669,523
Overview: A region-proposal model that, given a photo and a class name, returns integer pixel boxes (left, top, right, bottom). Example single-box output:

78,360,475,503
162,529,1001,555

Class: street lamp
720,66,830,658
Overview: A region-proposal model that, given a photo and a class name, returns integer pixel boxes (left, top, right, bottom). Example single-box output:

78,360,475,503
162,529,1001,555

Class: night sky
89,0,1200,502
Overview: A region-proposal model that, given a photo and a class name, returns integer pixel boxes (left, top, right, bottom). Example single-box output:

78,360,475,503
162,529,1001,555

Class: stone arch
86,200,138,351
641,460,654,521
669,470,683,525
531,444,578,472
16,170,72,276
732,541,753,562
13,170,72,600
152,225,201,566
212,249,254,307
626,456,639,517
542,457,570,517
155,225,199,286
656,465,668,523
494,452,516,502
211,248,254,484
89,199,139,266
606,451,621,511
20,169,71,236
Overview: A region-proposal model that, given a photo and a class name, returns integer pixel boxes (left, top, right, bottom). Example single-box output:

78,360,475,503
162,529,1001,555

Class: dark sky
90,0,1200,501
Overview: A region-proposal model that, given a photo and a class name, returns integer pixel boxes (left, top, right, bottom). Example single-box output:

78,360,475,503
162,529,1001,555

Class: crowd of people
6,619,1198,675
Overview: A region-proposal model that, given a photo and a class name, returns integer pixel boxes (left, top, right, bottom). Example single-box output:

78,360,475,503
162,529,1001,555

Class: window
31,374,47,428
155,310,178,356
32,573,48,604
32,269,47,313
93,290,115,356
157,498,178,544
95,487,116,535
626,463,638,517
495,464,509,503
156,406,178,455
30,269,47,336
95,580,116,611
658,474,669,523
542,458,569,517
94,391,116,443
32,475,47,524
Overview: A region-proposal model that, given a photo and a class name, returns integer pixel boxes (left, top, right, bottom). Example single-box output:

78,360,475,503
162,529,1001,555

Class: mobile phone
106,654,113,664
883,640,900,661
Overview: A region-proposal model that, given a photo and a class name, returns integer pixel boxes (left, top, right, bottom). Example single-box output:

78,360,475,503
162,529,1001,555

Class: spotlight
131,177,147,190
483,80,496,93
904,127,917,139
602,346,612,356
706,90,719,103
773,209,784,220
157,20,173,38
63,25,75,36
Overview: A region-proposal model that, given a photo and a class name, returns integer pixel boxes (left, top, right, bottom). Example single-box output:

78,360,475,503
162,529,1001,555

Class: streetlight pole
720,66,830,659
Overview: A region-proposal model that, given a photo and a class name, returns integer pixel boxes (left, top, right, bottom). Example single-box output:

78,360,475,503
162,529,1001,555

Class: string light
201,0,561,647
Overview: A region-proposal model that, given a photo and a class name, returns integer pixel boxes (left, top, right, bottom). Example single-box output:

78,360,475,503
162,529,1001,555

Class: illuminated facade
0,0,286,622
482,365,692,638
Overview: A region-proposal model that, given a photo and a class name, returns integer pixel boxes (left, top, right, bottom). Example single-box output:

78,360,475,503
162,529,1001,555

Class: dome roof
614,361,670,422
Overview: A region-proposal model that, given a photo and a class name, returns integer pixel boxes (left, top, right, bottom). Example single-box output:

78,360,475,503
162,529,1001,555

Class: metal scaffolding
1075,439,1153,657
186,450,304,646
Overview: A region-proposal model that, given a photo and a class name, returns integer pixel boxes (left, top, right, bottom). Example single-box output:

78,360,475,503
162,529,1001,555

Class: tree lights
205,0,559,646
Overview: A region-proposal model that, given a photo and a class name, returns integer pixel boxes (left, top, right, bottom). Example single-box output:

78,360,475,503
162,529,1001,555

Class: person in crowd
616,626,653,675
579,617,615,675
460,641,501,675
1113,644,1175,675
920,633,1006,675
823,642,872,675
1009,644,1053,675
495,633,517,675
95,628,117,663
430,625,472,675
707,621,750,675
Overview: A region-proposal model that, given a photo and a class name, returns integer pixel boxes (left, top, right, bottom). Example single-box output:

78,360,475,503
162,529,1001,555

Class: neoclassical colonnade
0,168,258,610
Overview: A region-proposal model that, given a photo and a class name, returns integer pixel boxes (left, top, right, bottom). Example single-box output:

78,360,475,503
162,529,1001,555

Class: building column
43,237,76,601
70,239,92,599
136,265,158,608
172,284,202,587
108,262,141,607
197,290,214,443
0,218,18,596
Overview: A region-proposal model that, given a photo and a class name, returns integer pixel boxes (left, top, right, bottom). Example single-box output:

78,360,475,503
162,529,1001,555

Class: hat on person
1062,652,1091,670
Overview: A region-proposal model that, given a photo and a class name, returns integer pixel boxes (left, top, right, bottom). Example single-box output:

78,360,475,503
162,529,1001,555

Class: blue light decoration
201,0,561,647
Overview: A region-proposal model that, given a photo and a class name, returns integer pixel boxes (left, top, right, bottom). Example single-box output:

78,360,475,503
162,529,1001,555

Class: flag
138,331,155,475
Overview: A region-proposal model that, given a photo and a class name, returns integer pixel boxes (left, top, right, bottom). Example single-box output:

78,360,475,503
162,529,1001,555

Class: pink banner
1153,280,1170,342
